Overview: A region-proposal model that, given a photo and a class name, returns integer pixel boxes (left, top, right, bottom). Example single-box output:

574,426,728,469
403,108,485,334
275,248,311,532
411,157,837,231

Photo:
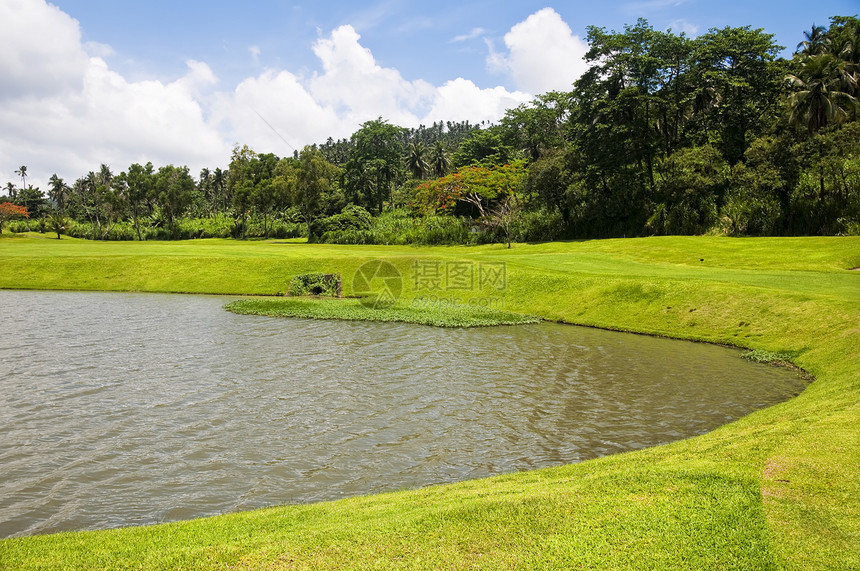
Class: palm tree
48,174,69,214
834,23,860,100
787,50,859,198
213,167,227,212
97,163,113,189
14,165,27,190
430,140,451,178
787,53,859,135
797,24,829,57
48,210,66,239
405,142,429,179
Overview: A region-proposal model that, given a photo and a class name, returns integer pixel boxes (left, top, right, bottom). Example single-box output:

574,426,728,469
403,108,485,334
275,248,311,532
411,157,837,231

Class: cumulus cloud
0,0,89,99
0,56,228,184
212,69,341,155
424,78,530,124
308,25,435,126
1,1,535,188
0,0,226,185
488,8,589,94
215,25,528,152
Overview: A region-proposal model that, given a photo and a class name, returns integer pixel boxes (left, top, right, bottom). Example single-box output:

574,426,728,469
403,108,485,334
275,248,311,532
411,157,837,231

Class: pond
0,291,806,538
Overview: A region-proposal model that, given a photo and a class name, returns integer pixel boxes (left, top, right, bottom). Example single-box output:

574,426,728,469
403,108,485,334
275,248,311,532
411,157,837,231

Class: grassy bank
0,232,858,570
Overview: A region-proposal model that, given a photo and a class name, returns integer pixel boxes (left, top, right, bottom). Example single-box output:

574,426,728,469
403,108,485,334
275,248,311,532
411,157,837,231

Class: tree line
2,16,858,242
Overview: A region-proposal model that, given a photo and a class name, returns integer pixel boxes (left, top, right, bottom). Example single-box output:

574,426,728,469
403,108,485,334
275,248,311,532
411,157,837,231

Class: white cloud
212,27,531,156
84,41,115,59
0,0,89,99
309,25,435,125
212,69,341,155
669,19,699,35
248,45,261,63
424,78,531,124
488,8,589,94
0,56,228,183
0,0,227,185
1,1,533,188
451,28,487,43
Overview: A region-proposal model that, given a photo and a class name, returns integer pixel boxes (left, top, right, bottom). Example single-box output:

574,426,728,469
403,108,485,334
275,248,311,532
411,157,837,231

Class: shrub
288,273,341,297
513,208,565,242
311,205,373,237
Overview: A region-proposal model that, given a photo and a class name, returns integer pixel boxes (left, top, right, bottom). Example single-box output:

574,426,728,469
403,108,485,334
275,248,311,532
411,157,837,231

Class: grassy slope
0,232,858,570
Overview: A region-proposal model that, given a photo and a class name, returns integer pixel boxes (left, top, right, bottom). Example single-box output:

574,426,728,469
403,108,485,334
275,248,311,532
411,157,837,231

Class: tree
414,161,527,218
121,162,154,240
0,202,28,233
198,167,215,217
16,186,47,228
48,174,69,215
523,150,576,224
81,164,123,239
405,142,429,179
429,140,451,178
344,118,406,213
47,210,66,239
212,167,229,213
797,24,829,57
500,91,573,160
650,145,727,235
691,26,784,165
787,53,858,135
451,127,515,168
485,194,523,248
70,169,114,239
14,165,27,190
289,147,340,241
153,165,194,232
251,152,282,239
228,145,258,239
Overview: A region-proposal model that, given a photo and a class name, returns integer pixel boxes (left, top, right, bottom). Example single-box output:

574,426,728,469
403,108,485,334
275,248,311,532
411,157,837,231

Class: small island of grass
224,297,541,328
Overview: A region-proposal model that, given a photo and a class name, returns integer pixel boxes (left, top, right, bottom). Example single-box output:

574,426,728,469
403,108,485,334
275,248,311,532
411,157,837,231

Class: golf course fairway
0,233,857,570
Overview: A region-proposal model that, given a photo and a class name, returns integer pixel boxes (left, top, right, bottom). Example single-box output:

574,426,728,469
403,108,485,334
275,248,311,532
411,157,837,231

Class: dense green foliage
0,235,857,569
2,17,859,244
287,273,341,297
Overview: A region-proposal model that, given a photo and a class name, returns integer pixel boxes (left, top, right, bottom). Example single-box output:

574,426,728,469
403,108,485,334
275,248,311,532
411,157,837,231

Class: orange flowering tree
412,160,527,218
0,202,29,233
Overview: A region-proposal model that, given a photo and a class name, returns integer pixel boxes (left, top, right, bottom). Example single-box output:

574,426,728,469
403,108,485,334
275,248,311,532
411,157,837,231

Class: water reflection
0,291,805,537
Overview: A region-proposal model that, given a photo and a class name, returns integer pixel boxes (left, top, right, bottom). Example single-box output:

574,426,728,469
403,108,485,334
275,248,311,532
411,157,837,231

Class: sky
2,0,858,189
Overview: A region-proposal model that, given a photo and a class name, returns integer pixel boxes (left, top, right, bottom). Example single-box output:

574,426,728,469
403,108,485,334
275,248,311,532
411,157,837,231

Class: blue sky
2,0,858,187
54,0,858,89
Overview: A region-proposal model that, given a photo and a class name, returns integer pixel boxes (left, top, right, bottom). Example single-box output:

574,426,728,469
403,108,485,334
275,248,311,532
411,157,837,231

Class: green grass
225,297,541,327
1,231,858,570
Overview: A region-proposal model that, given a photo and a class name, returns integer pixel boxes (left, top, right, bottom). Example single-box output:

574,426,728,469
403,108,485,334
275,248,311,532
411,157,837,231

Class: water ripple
0,290,806,538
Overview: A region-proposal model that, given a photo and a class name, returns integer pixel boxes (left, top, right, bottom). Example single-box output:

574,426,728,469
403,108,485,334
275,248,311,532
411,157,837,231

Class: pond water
0,291,806,538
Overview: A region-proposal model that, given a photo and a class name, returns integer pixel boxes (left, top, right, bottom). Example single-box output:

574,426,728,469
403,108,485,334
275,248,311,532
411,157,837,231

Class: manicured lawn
1,232,858,570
